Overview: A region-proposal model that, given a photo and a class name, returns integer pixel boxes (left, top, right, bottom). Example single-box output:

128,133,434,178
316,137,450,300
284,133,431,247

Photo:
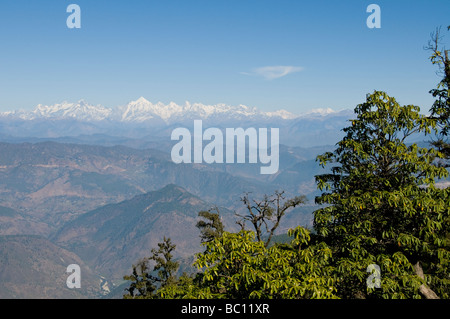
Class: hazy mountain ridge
0,141,321,232
0,142,166,229
0,98,354,147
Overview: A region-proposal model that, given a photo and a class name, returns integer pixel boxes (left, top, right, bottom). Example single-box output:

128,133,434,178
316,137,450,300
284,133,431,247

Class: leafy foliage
427,26,450,159
314,91,450,298
123,237,179,299
158,227,337,299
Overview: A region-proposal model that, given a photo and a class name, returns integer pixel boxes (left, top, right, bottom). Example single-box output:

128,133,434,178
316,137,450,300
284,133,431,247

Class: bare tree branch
414,261,440,299
237,191,307,247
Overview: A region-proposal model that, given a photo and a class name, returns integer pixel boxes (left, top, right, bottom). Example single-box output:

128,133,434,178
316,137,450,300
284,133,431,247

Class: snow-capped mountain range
0,97,354,147
1,97,303,123
0,97,341,124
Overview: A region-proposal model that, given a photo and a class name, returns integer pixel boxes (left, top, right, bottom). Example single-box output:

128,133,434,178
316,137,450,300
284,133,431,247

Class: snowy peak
29,100,113,121
135,96,150,104
120,98,185,122
119,98,297,123
121,97,154,122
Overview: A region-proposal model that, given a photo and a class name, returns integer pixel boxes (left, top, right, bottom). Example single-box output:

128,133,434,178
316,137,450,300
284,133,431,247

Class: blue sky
0,0,449,114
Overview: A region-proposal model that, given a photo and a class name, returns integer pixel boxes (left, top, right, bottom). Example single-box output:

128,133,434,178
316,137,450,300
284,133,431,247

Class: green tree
196,207,224,243
191,227,337,299
427,26,450,160
123,257,157,299
159,192,336,299
314,91,450,299
236,191,306,247
150,237,180,288
123,237,179,299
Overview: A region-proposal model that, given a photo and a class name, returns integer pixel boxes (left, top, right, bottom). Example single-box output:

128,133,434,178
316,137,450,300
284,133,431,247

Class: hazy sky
0,0,449,114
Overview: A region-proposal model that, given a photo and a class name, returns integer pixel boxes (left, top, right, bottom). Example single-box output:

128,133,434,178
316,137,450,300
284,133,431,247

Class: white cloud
242,65,303,80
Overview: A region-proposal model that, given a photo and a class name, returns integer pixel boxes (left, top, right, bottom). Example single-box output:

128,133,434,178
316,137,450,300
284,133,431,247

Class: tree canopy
315,91,449,298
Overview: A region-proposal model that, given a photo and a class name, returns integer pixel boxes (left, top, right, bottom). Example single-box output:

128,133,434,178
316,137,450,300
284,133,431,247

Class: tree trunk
413,261,440,299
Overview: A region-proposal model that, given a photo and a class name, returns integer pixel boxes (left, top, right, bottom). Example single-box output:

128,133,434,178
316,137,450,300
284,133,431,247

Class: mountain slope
52,184,236,281
0,142,160,229
0,141,274,234
0,206,50,236
0,235,102,298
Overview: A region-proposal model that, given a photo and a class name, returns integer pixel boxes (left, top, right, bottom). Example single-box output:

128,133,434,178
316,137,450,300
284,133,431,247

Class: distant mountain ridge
0,98,354,147
1,97,304,123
